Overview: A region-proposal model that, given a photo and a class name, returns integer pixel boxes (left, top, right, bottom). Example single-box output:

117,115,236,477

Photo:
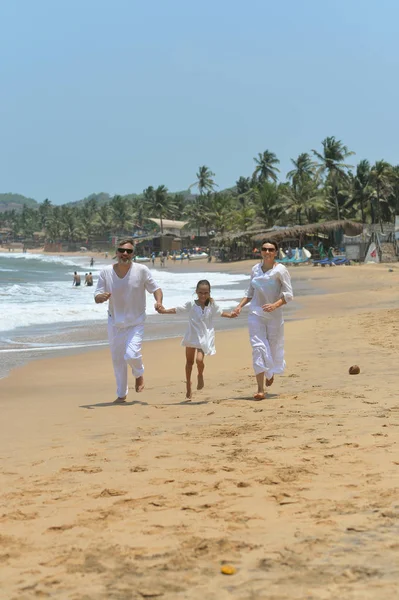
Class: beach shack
143,218,189,253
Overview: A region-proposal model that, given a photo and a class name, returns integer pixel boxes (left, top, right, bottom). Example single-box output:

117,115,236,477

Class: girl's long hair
196,279,213,305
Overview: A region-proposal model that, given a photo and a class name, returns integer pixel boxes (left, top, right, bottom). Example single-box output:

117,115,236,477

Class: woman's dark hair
261,239,279,252
196,279,213,305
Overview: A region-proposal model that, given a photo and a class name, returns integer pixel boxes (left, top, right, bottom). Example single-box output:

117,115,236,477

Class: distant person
94,238,163,402
105,252,108,259
73,272,81,287
157,279,236,400
160,252,166,268
90,257,94,267
85,272,93,286
151,252,156,266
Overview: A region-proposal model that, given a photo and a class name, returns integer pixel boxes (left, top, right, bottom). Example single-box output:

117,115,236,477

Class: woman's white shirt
245,262,293,318
176,300,223,355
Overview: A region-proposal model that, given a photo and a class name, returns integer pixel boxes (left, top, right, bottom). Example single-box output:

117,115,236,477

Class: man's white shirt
95,264,160,328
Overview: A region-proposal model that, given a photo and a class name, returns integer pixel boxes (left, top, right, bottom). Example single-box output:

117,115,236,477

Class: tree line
1,136,398,244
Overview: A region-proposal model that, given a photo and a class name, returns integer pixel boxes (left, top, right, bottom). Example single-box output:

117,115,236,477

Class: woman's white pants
248,313,285,379
107,321,145,398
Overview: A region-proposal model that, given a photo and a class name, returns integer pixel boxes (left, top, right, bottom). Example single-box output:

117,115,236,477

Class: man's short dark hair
118,238,135,247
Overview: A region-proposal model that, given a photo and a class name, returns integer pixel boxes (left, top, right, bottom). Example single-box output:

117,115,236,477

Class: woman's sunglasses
117,248,133,254
261,247,276,252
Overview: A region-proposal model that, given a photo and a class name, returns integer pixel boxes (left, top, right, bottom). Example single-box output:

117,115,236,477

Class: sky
1,0,399,205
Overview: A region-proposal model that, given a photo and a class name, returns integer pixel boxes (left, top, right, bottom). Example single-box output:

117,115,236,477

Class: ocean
0,252,250,378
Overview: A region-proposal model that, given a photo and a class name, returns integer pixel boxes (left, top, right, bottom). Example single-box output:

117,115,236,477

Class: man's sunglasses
261,247,276,252
117,248,133,254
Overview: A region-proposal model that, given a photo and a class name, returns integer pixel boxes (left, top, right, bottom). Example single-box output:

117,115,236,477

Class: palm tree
252,150,280,184
144,185,176,233
96,203,113,239
280,179,325,225
109,195,133,236
370,160,392,230
312,136,355,220
353,160,371,223
388,165,399,217
190,166,217,196
38,198,53,229
287,153,316,191
251,181,283,228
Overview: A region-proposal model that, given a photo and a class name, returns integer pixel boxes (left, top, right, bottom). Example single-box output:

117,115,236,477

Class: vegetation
1,138,398,245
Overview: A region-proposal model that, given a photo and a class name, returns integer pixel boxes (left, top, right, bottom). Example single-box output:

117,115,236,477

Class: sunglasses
117,248,133,254
261,247,276,252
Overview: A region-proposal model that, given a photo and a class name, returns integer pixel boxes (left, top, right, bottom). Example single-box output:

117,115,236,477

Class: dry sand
1,262,399,599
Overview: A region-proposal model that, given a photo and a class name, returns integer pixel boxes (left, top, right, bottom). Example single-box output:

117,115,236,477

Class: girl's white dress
176,300,223,355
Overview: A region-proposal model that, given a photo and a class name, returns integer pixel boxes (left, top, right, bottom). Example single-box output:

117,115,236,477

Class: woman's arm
232,296,252,316
262,267,293,312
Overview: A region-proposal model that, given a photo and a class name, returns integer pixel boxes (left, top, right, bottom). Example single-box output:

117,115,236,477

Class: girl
157,279,236,400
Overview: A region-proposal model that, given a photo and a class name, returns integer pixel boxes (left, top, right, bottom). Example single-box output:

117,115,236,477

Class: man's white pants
107,321,145,398
248,313,285,379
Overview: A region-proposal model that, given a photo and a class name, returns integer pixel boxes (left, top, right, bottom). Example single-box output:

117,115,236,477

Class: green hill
0,193,38,212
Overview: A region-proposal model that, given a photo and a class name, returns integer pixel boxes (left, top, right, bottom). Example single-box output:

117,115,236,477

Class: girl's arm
221,310,237,318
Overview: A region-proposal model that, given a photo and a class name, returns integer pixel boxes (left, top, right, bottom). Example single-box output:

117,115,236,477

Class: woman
234,240,293,400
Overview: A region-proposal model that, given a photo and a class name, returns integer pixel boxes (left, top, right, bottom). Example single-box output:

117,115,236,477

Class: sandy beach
1,261,399,599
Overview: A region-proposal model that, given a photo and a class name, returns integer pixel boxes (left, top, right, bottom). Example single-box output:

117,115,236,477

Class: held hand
154,302,164,313
232,306,242,317
262,303,277,313
229,311,238,318
96,292,111,303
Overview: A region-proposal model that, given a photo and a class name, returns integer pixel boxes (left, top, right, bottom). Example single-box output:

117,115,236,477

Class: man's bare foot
135,376,144,392
114,396,127,403
253,392,266,400
266,376,274,387
197,374,204,390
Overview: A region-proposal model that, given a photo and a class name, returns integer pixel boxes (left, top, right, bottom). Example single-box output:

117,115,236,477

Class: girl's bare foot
135,376,144,392
266,376,274,387
186,381,192,400
197,374,204,390
253,392,265,400
114,396,127,403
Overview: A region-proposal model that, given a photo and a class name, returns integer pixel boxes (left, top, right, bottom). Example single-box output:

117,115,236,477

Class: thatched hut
213,221,364,261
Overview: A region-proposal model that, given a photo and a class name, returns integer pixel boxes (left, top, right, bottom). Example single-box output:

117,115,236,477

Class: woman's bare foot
135,376,144,392
266,376,274,387
197,374,204,390
185,381,192,400
114,396,127,403
253,392,266,400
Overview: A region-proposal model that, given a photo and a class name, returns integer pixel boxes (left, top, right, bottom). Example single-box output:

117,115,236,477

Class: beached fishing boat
188,252,208,261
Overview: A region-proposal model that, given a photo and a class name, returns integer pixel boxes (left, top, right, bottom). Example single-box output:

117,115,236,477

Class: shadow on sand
80,400,148,410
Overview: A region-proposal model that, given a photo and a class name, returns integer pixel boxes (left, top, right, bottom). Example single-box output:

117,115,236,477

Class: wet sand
0,262,398,599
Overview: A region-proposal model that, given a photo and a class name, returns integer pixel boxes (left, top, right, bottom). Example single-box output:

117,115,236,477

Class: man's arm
153,288,163,311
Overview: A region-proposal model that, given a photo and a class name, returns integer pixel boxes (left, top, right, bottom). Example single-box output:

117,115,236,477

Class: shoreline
0,258,308,379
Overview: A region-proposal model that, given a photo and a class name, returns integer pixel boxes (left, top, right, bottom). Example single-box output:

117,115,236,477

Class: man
94,239,163,403
73,271,81,286
85,272,93,286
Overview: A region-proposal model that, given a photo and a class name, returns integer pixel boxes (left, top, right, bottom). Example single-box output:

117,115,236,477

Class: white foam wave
0,267,249,333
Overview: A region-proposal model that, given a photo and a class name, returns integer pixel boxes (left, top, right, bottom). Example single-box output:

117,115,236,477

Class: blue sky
1,0,398,205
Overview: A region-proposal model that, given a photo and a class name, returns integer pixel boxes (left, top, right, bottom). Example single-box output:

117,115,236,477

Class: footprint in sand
61,466,103,474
